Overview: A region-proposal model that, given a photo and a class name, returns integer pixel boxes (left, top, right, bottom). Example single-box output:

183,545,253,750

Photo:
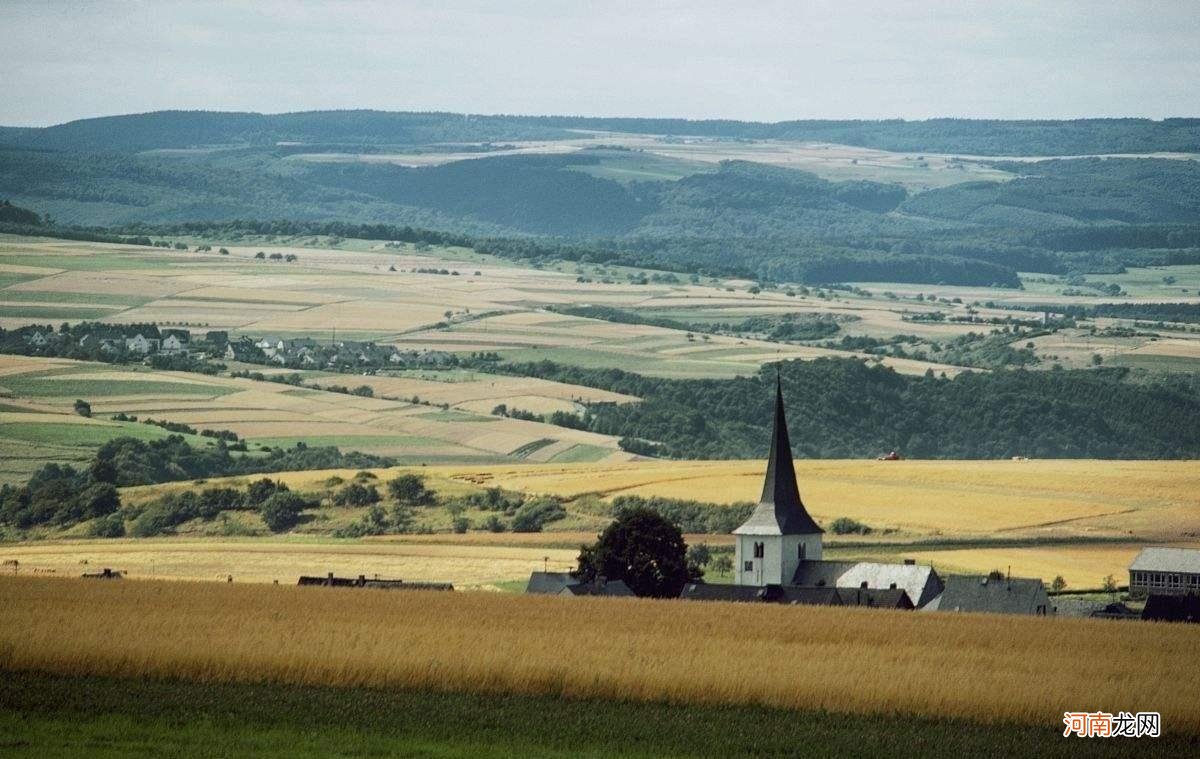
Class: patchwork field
0,354,636,483
5,234,1198,383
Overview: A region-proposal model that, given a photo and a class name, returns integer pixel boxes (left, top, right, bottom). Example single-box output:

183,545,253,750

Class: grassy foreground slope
2,672,1192,759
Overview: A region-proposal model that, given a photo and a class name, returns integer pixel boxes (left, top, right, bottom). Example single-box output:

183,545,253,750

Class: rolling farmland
5,233,1198,383
0,353,637,482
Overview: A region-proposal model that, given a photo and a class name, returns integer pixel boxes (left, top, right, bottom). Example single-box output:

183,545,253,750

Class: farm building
297,573,453,591
525,571,633,597
680,583,913,609
730,378,942,608
1142,594,1200,623
1128,547,1200,597
923,575,1052,615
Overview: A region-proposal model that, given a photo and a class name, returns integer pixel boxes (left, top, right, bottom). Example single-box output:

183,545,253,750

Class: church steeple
734,376,823,536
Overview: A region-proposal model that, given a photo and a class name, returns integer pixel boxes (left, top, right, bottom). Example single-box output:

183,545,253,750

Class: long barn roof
733,377,823,536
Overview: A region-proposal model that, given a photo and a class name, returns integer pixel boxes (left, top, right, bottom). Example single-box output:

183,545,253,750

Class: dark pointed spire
734,375,823,535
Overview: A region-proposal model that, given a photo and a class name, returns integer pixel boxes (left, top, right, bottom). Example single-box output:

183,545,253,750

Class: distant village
2,322,459,371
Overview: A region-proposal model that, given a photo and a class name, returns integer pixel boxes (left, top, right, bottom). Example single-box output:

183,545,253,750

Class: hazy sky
2,0,1198,126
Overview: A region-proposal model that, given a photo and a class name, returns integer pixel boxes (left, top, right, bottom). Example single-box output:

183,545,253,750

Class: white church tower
734,377,823,586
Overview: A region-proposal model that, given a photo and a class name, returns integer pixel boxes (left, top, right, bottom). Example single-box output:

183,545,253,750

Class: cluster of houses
9,323,456,371
529,380,1199,622
17,324,199,357
229,335,455,370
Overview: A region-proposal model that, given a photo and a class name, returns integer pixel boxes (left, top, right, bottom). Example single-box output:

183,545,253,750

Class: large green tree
575,507,694,598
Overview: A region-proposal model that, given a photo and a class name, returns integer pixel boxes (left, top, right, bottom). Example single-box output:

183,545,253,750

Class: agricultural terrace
2,576,1199,735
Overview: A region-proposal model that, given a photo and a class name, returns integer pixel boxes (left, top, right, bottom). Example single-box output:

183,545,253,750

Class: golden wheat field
433,458,1200,539
2,576,1198,732
0,539,577,588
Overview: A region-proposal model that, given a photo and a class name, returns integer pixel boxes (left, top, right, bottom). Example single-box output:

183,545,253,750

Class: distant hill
4,110,1200,288
4,110,1200,156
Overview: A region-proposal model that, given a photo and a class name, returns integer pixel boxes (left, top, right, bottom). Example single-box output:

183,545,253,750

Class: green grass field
0,290,154,306
0,420,198,447
0,376,232,399
0,672,1188,759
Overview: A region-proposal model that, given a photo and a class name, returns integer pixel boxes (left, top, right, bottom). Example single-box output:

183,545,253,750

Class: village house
23,329,51,347
225,337,265,362
125,332,160,354
525,571,634,598
1128,547,1200,597
159,329,191,356
922,575,1052,615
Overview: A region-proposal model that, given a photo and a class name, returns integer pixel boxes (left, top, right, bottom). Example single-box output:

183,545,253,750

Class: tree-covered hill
5,125,1200,287
498,359,1200,460
5,110,1200,156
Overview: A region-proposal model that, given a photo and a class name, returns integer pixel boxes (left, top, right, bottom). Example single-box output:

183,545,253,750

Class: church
682,378,944,609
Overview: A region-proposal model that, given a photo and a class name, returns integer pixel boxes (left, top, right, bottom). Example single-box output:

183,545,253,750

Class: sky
2,0,1198,127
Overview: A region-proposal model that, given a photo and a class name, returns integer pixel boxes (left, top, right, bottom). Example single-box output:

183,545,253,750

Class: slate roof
527,572,635,597
833,587,915,609
1130,547,1200,574
733,378,823,536
678,583,912,609
792,560,944,608
560,579,635,597
925,575,1051,615
1142,594,1200,623
525,571,576,594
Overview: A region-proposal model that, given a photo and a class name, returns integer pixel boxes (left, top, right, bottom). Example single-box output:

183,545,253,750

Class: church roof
733,377,824,536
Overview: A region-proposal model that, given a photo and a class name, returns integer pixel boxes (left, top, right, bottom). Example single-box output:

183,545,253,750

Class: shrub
510,496,566,533
87,513,126,538
388,474,434,506
332,483,381,507
73,399,91,418
452,516,470,534
482,515,506,533
260,492,308,533
828,517,872,535
130,504,177,537
246,478,288,507
198,487,245,520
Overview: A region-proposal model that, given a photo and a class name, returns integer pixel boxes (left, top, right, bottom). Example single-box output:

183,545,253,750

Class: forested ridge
497,359,1200,460
5,110,1200,155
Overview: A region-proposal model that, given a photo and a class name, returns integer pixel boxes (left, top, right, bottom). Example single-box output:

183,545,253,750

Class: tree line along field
1,576,1198,745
